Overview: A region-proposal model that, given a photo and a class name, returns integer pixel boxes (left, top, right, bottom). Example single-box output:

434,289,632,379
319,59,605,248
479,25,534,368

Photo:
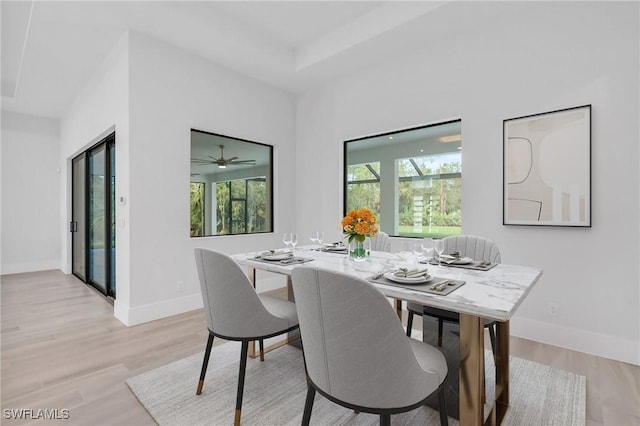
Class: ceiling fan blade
201,146,254,167
191,158,212,163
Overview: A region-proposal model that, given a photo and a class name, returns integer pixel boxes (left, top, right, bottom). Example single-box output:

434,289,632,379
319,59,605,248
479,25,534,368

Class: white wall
1,111,60,274
295,2,639,364
59,33,131,311
123,32,296,325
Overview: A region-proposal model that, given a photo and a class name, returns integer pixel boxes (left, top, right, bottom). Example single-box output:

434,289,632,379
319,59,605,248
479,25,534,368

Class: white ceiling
1,0,462,119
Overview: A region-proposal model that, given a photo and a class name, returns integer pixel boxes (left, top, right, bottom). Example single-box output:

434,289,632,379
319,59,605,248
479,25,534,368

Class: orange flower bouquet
341,208,379,244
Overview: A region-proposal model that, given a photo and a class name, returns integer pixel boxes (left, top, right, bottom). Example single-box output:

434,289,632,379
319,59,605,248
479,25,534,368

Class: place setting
252,249,315,266
251,233,315,265
318,241,348,254
423,249,497,271
368,265,466,296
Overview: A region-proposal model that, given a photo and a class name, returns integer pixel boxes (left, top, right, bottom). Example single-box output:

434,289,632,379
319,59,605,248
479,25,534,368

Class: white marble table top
232,246,543,322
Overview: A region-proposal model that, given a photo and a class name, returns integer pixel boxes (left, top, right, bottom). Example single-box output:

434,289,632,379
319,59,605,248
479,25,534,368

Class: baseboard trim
112,273,287,327
511,316,640,366
1,260,60,275
114,293,203,327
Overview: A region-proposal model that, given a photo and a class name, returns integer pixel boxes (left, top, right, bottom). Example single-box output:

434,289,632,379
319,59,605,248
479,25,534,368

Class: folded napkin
260,249,292,256
322,242,347,251
439,254,459,261
440,256,473,265
393,267,428,278
323,242,346,248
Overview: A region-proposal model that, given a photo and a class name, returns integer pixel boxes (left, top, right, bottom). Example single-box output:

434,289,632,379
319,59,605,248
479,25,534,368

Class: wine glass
316,231,324,248
434,238,444,266
412,241,423,265
282,232,291,250
421,238,434,262
398,241,412,263
290,233,298,256
309,232,318,250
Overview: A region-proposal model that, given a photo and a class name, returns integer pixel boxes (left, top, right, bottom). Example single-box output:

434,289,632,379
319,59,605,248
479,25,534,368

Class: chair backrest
194,248,287,338
443,235,501,263
369,231,391,252
291,267,444,409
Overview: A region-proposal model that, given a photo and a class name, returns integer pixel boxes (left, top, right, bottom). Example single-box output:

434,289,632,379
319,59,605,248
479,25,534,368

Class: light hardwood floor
1,270,638,425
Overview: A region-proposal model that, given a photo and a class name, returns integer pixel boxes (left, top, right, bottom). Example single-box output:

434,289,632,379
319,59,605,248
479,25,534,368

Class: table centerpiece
341,208,379,261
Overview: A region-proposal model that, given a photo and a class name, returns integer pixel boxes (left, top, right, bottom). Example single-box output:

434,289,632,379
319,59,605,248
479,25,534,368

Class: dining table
231,246,543,426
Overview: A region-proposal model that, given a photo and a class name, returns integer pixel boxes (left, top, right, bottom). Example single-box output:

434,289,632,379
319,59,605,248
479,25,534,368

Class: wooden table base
459,314,510,426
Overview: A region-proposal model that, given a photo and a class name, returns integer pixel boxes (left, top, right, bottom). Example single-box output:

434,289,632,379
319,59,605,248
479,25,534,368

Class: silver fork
371,269,394,280
430,280,452,291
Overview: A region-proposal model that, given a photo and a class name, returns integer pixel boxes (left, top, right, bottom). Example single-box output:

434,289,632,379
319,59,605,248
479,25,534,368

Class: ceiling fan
191,145,256,169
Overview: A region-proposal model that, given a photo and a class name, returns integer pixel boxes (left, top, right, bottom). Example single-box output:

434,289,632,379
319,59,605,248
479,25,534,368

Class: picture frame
503,105,591,227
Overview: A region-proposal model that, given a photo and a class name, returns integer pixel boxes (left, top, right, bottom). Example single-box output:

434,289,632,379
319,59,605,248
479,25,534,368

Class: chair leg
234,341,249,426
406,311,414,337
301,385,316,426
437,318,444,347
259,339,265,362
196,333,214,395
379,413,391,426
437,387,448,426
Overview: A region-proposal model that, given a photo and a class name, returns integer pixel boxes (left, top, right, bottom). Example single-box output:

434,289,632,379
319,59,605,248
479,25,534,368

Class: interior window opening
344,120,462,238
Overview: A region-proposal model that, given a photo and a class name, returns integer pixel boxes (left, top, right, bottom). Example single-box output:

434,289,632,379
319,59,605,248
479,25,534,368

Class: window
215,177,268,235
346,162,380,220
190,130,273,236
397,153,461,237
344,120,462,238
190,182,205,237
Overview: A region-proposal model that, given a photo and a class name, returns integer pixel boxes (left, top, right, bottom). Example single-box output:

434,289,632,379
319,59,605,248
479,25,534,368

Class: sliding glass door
71,133,116,298
88,144,107,293
71,153,87,281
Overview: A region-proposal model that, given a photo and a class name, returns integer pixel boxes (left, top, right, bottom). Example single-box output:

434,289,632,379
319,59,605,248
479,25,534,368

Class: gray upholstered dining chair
369,231,391,252
406,235,501,353
291,267,448,426
194,248,299,426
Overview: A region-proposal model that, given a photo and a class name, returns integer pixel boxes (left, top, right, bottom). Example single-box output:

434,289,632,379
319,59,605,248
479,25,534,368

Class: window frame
214,177,268,235
190,129,274,237
343,120,462,238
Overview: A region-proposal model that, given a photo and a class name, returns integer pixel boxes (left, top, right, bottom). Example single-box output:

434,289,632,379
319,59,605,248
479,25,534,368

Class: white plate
383,272,432,284
261,253,293,261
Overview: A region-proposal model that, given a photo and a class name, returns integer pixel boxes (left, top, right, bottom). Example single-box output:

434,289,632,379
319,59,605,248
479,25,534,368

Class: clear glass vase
349,239,367,261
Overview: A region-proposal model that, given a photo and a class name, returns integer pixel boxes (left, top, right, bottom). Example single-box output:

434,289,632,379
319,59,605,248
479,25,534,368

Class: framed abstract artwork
503,105,591,227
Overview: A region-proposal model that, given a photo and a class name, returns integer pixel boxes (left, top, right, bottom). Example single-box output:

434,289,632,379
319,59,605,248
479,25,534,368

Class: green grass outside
397,225,461,239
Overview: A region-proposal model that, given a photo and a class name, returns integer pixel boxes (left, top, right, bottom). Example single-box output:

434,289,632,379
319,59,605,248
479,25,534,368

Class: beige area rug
127,339,586,426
